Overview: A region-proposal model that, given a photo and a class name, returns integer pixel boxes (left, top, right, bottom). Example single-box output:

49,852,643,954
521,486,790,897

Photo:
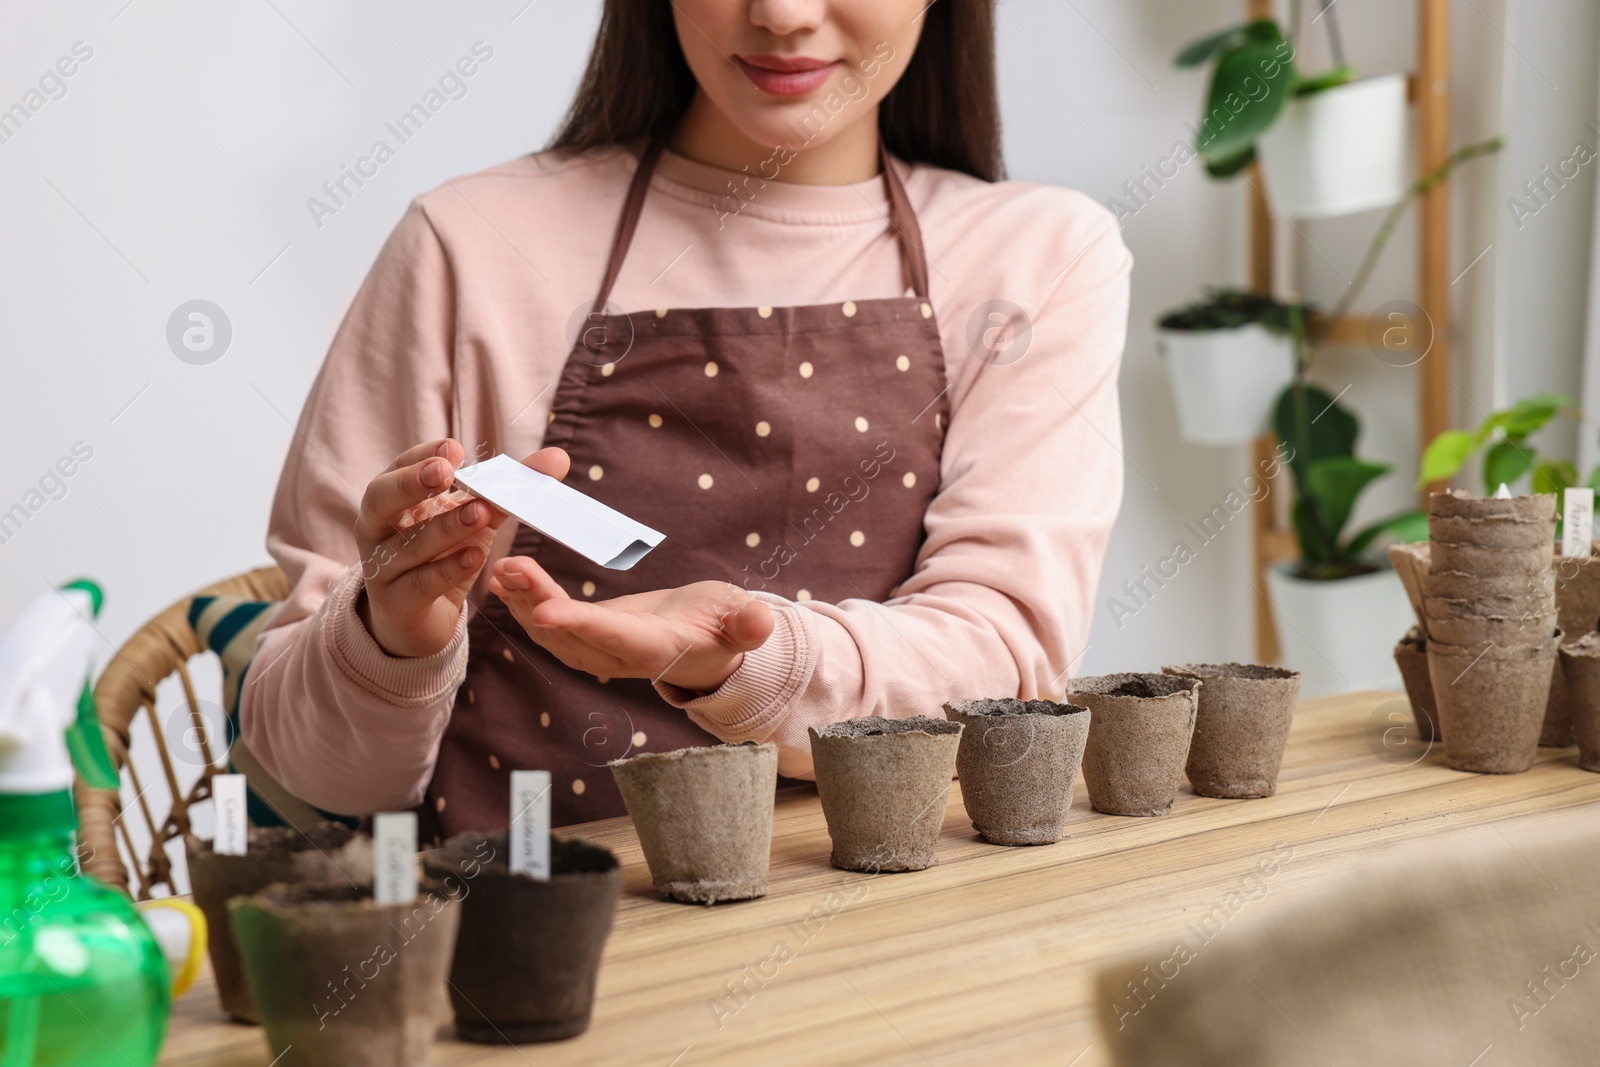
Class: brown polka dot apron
424,137,950,831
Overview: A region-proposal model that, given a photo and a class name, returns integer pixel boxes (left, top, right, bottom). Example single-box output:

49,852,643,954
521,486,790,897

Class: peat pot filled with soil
1161,663,1301,799
186,823,373,1023
1067,673,1200,817
229,880,459,1067
943,698,1090,845
610,742,778,904
808,716,962,873
423,831,623,1043
1393,628,1440,743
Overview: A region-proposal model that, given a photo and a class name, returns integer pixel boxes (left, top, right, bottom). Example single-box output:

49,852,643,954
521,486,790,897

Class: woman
241,0,1131,832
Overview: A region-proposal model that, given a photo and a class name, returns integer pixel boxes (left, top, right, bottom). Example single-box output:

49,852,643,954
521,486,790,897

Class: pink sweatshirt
240,144,1131,816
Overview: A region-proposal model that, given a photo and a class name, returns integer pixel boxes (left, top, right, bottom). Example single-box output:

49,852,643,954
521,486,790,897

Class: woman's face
671,0,926,156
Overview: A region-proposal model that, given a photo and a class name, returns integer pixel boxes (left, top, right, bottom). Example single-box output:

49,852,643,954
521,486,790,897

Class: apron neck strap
591,133,933,311
878,137,931,301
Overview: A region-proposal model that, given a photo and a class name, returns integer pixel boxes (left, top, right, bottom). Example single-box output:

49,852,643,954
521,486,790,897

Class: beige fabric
1099,816,1600,1065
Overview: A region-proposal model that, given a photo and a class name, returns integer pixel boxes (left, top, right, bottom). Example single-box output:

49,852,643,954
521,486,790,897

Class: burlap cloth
1098,816,1600,1065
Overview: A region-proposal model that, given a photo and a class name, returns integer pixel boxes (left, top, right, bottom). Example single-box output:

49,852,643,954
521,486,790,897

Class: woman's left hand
488,555,775,692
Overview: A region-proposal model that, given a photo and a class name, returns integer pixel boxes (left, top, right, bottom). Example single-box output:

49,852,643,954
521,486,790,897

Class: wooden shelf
1249,0,1452,662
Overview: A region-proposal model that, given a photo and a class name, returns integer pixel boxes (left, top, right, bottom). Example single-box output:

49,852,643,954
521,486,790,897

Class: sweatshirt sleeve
654,202,1132,779
239,200,469,816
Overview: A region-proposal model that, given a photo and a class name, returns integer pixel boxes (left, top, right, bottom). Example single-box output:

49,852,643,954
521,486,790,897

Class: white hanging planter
1266,562,1414,699
1256,73,1409,220
1157,324,1295,447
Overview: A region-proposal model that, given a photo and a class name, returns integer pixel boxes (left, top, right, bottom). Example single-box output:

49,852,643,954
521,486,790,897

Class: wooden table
158,691,1600,1066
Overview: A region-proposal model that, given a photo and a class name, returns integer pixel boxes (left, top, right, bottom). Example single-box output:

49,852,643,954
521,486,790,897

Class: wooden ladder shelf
1248,0,1452,661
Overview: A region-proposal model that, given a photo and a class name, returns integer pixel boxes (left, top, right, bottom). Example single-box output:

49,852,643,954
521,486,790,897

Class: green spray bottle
0,581,168,1066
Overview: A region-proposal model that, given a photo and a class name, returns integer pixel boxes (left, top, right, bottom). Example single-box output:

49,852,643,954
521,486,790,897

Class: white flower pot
1256,73,1409,219
1157,324,1295,446
1266,562,1414,699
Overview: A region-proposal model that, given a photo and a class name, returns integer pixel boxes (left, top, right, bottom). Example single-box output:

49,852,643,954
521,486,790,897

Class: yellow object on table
159,691,1600,1066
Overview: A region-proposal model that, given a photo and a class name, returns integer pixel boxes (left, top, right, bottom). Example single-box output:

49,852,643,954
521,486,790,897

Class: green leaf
1203,144,1257,178
1291,498,1337,568
1482,438,1536,493
1174,23,1251,68
1532,459,1579,496
1418,429,1477,487
1307,456,1392,547
1346,508,1428,558
1587,464,1600,491
1196,33,1297,162
1294,64,1357,95
1273,383,1359,491
1487,393,1573,438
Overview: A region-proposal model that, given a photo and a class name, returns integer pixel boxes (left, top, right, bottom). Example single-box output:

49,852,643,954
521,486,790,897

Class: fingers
522,598,696,677
357,439,465,546
720,598,775,651
396,545,485,608
490,555,568,604
365,499,495,586
520,446,570,482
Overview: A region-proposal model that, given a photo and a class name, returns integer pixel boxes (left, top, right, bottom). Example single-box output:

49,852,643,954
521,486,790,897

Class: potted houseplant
1263,369,1424,697
1260,139,1502,697
1157,289,1298,446
1176,12,1407,217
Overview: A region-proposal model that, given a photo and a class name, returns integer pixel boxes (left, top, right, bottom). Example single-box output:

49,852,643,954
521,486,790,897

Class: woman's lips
735,55,840,97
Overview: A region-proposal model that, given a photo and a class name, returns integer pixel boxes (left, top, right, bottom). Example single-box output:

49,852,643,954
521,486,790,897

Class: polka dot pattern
429,173,954,833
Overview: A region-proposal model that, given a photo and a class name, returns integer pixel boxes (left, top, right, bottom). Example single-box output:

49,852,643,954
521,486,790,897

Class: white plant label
1564,487,1595,557
453,454,664,570
212,774,248,855
373,811,418,905
1494,482,1513,499
510,770,551,881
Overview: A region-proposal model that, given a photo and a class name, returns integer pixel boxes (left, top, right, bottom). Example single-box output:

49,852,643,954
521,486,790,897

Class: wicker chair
74,565,290,899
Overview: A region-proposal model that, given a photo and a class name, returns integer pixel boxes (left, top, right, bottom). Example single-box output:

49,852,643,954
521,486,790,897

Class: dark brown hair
547,1,1003,181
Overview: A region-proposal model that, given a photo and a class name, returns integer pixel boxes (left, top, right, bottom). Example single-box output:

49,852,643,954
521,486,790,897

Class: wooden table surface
157,690,1600,1067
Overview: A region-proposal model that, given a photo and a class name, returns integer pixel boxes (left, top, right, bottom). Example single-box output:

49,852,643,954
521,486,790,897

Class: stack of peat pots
1421,490,1560,773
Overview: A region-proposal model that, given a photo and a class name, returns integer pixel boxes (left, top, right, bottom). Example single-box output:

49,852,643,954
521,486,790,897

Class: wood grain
157,691,1600,1066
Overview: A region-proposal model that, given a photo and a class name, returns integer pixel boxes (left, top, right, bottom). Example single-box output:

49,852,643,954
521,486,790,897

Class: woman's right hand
354,439,570,658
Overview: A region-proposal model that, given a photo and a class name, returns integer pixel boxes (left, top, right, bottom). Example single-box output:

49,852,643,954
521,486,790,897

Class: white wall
1,1,1530,879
